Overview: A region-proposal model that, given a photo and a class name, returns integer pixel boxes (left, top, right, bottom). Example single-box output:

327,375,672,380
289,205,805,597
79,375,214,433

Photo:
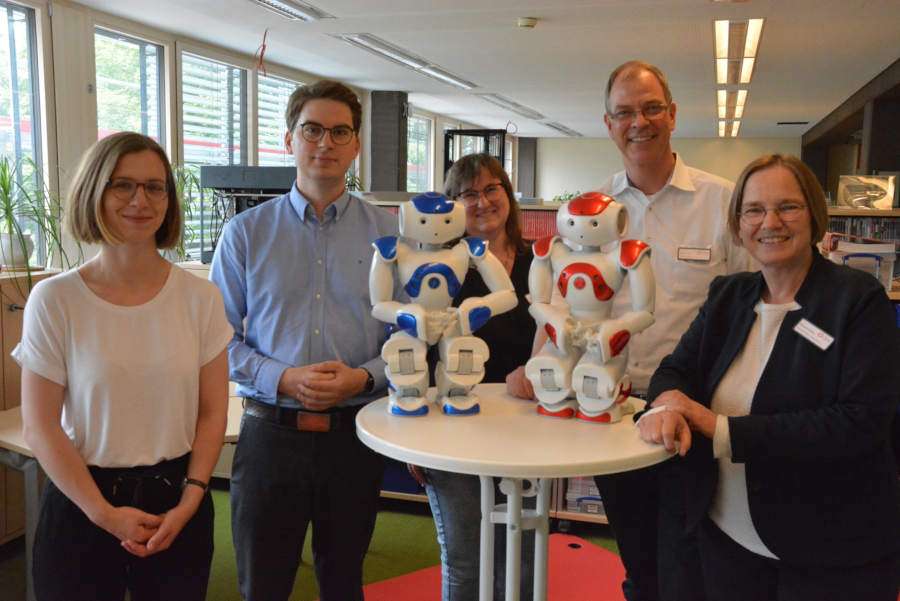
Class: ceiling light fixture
718,120,727,137
542,121,583,137
477,93,545,120
334,34,476,90
249,0,333,21
714,18,764,85
731,121,741,137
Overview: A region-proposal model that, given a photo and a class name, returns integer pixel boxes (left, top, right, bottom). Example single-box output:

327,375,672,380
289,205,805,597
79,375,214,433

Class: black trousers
594,458,706,601
33,453,214,601
230,412,385,601
699,518,900,601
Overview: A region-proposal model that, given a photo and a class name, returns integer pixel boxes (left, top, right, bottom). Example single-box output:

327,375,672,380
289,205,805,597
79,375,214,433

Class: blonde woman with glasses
16,132,232,601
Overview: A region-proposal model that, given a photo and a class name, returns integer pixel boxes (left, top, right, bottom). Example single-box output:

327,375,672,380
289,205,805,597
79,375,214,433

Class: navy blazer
649,252,900,567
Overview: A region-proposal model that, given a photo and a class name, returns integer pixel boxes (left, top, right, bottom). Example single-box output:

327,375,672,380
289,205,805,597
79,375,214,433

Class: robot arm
589,240,655,362
527,236,574,353
455,238,517,336
369,237,429,341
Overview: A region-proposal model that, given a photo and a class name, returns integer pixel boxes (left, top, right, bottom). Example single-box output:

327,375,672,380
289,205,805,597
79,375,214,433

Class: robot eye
567,219,574,227
420,218,427,225
591,220,598,227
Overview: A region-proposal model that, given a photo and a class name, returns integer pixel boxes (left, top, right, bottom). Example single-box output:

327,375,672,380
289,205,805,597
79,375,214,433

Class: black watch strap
183,477,209,492
362,368,375,394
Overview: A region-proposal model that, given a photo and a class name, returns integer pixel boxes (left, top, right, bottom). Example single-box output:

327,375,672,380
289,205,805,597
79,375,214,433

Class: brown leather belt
243,399,362,432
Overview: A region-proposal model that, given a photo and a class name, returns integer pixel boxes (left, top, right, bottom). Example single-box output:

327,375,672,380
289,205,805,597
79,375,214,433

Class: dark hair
727,154,828,247
67,132,181,248
605,60,673,114
284,80,362,133
443,153,527,254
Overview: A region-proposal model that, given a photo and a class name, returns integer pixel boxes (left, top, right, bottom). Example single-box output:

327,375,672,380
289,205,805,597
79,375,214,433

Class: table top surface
356,383,672,478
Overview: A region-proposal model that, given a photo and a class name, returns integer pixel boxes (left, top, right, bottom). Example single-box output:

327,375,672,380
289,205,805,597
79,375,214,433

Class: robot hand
586,319,631,363
529,302,576,355
395,303,429,342
457,297,492,337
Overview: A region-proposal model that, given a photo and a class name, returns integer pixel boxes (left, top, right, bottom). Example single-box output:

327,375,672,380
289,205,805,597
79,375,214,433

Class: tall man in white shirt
593,61,751,601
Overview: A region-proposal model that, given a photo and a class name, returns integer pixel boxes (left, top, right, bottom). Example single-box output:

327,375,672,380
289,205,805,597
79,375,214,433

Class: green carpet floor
0,484,618,601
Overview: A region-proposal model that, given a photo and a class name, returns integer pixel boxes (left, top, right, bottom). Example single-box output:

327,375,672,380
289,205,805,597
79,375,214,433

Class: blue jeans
424,468,535,601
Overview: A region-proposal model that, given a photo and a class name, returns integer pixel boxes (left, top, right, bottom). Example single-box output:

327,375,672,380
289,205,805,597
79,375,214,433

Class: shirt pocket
651,235,726,297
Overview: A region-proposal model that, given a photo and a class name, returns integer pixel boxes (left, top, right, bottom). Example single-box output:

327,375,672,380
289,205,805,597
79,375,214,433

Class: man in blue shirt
210,80,398,601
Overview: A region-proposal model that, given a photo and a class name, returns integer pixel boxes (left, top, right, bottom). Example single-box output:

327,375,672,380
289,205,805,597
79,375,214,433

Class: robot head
556,192,628,247
400,192,467,245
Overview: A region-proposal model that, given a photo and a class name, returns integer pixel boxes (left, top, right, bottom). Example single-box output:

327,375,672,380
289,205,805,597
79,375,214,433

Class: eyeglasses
739,202,807,225
297,121,356,145
106,178,168,202
607,103,670,123
457,183,506,207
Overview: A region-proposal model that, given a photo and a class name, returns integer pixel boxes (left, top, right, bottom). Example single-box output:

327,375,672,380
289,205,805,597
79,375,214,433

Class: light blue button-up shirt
210,186,399,408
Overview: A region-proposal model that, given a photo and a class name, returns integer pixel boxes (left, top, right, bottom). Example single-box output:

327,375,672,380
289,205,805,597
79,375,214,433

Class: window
406,114,431,192
504,139,514,181
94,29,164,142
0,2,45,264
257,73,299,166
181,53,247,259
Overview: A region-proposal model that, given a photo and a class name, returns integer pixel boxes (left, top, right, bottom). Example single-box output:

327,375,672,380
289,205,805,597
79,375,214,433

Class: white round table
356,383,672,601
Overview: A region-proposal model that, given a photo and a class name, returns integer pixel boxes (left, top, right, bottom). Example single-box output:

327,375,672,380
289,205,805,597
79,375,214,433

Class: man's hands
278,361,368,411
506,366,535,400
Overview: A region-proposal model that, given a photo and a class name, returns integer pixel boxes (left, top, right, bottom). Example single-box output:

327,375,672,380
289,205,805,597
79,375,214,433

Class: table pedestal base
479,476,552,601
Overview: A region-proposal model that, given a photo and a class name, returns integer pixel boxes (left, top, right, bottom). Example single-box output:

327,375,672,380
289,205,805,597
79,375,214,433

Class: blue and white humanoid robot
369,192,517,416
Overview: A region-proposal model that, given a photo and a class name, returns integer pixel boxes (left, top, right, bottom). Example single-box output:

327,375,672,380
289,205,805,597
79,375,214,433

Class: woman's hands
637,389,719,455
121,501,197,557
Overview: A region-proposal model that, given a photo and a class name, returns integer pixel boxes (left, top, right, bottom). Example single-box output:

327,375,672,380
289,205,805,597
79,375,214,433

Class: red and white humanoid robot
525,192,655,422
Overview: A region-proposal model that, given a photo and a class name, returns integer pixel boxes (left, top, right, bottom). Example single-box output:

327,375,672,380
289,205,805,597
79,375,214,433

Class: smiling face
462,167,511,239
738,165,813,274
285,98,360,187
604,68,676,170
101,149,168,246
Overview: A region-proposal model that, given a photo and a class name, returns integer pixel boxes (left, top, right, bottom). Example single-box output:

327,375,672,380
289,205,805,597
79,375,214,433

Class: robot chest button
573,277,587,290
427,276,441,289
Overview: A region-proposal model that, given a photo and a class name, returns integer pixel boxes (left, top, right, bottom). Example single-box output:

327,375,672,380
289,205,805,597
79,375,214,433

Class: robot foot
439,394,480,416
576,404,626,424
537,399,577,419
389,395,429,417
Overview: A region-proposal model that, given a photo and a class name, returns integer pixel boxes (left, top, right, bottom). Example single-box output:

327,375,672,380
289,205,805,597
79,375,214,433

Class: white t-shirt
598,154,753,391
12,265,233,468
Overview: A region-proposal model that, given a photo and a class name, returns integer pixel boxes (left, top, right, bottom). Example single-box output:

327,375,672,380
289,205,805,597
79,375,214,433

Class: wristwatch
362,368,375,394
182,477,209,492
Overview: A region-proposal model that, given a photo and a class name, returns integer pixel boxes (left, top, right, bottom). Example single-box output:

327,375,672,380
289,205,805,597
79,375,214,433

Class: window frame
406,112,433,193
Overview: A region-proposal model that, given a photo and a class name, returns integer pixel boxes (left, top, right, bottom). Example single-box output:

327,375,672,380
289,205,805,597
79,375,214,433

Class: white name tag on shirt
793,318,834,351
676,246,712,262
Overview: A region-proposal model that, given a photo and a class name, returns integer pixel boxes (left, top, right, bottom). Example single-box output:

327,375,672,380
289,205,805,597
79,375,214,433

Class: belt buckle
297,411,331,432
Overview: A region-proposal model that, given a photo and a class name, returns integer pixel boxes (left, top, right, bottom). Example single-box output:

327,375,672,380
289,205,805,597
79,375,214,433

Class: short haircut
67,132,181,248
727,154,829,247
443,153,527,253
284,80,362,134
605,60,673,114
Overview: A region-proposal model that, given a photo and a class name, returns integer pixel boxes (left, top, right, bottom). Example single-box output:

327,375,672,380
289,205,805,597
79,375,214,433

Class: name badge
793,318,833,351
676,246,712,262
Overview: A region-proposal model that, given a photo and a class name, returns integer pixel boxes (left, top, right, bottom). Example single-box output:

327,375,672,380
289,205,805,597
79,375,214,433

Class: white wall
536,137,802,201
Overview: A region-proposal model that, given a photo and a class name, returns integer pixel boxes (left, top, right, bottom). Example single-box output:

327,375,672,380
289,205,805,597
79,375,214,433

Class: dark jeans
424,469,536,601
594,458,705,601
33,453,214,601
699,518,900,601
230,412,385,601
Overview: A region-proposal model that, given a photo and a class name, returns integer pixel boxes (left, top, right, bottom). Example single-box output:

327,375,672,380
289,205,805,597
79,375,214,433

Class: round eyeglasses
739,202,807,226
297,121,357,145
608,103,670,123
457,183,506,207
106,178,168,202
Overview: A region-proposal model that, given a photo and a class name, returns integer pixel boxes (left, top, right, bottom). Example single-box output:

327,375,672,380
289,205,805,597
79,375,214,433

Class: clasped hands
279,360,368,411
637,389,718,456
96,495,200,558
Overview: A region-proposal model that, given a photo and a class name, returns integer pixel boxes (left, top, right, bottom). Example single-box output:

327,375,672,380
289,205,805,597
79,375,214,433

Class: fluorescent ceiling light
477,93,545,120
731,120,741,137
733,104,744,119
744,19,764,57
716,59,728,84
334,34,477,90
249,0,333,21
418,66,476,90
543,121,582,137
715,20,729,59
739,57,755,83
718,120,727,137
718,105,727,119
338,34,428,70
717,89,727,106
735,89,748,107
